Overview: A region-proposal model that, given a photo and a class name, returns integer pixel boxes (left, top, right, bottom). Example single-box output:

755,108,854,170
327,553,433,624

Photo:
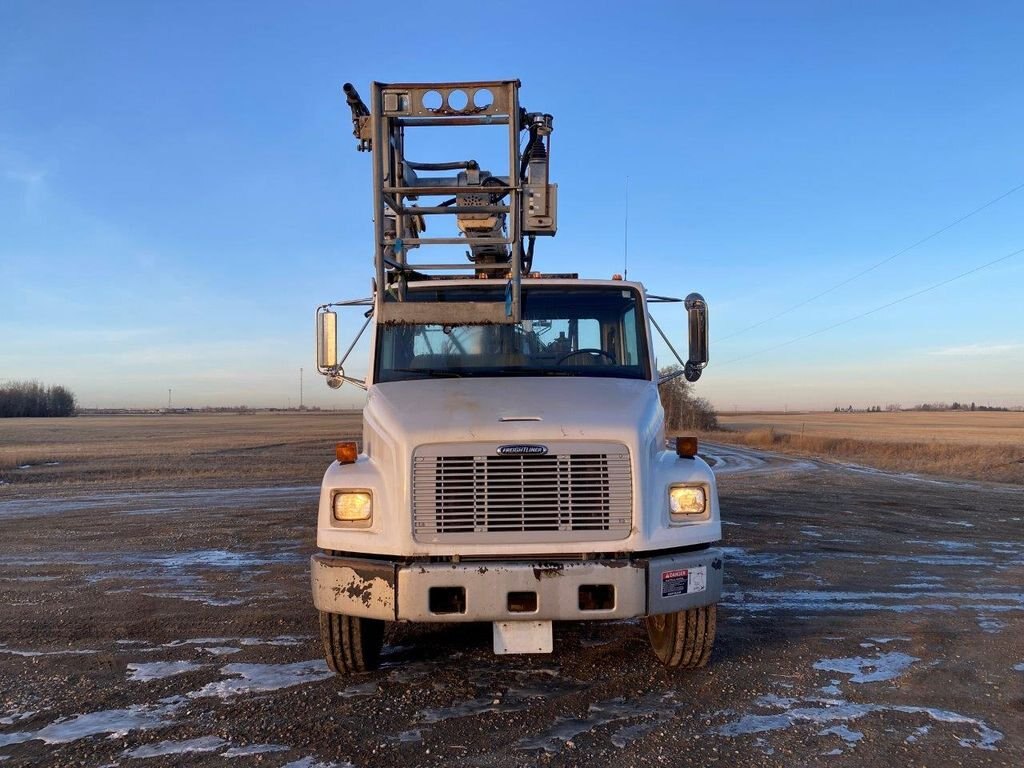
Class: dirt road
1,444,1021,767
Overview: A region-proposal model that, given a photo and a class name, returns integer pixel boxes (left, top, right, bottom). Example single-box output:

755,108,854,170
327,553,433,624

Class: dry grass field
3,409,1022,492
0,412,362,493
712,410,1024,484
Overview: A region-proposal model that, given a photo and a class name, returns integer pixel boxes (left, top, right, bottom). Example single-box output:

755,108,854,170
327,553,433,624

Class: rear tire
319,611,385,674
645,604,716,668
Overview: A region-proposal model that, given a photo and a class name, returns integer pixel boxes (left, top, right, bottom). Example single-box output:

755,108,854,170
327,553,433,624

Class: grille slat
412,447,632,542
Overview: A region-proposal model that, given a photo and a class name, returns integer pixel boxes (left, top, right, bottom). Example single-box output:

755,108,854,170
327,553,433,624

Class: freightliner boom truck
311,80,722,673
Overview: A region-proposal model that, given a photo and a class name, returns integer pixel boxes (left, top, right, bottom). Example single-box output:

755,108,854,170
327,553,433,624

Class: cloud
928,343,1023,357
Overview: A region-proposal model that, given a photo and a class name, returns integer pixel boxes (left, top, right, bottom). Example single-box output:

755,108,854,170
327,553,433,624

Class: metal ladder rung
397,116,511,128
384,263,509,271
390,236,513,247
398,205,510,215
384,185,514,196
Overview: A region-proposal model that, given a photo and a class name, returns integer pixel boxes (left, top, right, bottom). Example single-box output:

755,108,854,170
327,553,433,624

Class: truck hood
364,376,664,451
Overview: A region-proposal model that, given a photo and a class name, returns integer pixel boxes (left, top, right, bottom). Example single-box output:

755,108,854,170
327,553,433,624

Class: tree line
0,380,77,417
658,366,719,432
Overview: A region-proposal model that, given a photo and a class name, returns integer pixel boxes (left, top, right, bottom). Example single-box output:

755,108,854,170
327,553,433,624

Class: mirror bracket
316,300,374,389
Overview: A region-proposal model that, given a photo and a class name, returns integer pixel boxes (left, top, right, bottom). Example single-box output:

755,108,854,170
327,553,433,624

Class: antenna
623,176,629,280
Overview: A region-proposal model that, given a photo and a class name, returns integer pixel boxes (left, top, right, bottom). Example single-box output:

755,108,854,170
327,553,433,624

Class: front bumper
310,548,723,622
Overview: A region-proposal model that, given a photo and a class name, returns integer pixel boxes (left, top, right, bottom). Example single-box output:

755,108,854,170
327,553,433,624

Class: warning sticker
688,565,707,594
661,566,707,597
661,568,689,597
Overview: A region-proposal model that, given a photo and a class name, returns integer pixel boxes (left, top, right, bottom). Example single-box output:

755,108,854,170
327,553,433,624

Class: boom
343,80,557,324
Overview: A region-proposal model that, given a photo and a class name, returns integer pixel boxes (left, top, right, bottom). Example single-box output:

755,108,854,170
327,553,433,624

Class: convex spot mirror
684,293,708,382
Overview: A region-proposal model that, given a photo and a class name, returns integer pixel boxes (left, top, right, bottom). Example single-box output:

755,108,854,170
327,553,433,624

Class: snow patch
0,712,35,726
0,644,97,658
124,736,227,758
222,743,291,757
127,661,207,682
819,724,863,742
813,652,919,683
0,698,183,747
189,661,333,699
715,697,1001,750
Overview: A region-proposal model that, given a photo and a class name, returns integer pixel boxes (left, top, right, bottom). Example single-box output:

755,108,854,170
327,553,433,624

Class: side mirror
683,293,708,382
316,309,338,370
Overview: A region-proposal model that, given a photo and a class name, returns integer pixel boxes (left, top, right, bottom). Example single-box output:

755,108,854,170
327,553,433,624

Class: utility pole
300,367,304,410
168,389,172,409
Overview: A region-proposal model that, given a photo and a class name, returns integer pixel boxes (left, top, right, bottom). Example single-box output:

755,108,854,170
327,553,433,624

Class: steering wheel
556,348,616,365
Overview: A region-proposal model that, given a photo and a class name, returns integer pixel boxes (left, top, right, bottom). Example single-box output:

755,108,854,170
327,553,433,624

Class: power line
718,244,1024,366
718,180,1024,341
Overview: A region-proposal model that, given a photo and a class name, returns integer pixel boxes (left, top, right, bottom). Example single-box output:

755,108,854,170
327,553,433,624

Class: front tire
645,604,716,668
319,611,385,674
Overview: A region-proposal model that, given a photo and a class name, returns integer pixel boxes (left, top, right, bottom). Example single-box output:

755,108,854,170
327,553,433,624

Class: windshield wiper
390,368,464,378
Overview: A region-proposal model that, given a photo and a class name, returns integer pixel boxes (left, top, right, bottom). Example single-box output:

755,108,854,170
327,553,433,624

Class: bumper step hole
428,586,466,614
579,584,615,611
507,591,538,613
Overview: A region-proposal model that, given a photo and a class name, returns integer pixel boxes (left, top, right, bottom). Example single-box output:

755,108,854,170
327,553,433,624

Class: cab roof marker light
676,436,698,459
336,442,358,464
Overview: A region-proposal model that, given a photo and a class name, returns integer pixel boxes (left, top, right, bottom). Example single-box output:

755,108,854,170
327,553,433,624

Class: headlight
669,486,706,517
332,491,372,522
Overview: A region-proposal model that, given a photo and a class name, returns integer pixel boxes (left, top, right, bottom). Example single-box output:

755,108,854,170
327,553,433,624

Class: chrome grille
412,446,632,542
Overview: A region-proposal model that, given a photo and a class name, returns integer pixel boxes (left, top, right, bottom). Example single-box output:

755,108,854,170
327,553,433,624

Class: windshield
375,286,650,382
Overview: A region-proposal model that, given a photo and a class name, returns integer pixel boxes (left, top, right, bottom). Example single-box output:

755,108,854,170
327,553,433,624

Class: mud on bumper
310,549,723,622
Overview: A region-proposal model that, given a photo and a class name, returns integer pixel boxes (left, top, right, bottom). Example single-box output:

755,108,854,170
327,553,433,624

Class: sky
2,0,1022,411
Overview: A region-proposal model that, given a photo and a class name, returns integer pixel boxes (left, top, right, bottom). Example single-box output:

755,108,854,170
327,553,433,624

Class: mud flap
493,621,553,654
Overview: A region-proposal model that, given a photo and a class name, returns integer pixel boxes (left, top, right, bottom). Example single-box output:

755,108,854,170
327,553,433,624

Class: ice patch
162,635,308,649
337,681,379,699
813,652,919,683
385,729,424,743
977,615,1005,633
0,698,183,747
202,646,242,656
239,635,307,647
906,539,975,552
222,743,291,757
819,724,863,742
905,725,931,743
0,644,97,658
0,485,316,520
866,637,910,644
280,759,353,768
1014,663,1024,672
127,661,207,681
723,587,1023,615
189,661,333,699
141,590,246,607
0,712,35,726
714,698,1001,750
124,736,227,758
518,692,682,753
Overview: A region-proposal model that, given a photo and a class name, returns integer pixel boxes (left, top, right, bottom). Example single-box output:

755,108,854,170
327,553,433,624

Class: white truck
311,80,722,673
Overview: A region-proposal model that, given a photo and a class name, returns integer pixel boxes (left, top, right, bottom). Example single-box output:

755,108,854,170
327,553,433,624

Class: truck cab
311,80,722,671
312,277,722,671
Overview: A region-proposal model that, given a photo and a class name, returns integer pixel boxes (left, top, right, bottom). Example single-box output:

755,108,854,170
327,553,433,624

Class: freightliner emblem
496,444,549,456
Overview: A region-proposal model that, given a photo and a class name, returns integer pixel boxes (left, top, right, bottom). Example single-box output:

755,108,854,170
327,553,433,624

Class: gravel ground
0,444,1021,767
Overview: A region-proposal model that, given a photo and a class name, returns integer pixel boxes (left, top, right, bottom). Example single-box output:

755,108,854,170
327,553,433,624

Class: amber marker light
336,441,358,464
675,436,698,458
